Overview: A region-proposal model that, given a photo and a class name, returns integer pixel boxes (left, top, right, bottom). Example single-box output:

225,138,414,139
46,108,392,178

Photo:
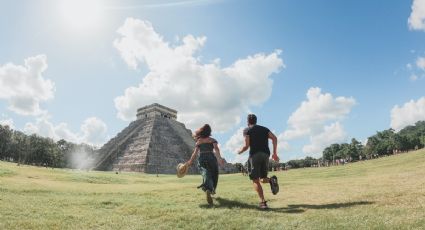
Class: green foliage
322,138,363,162
323,121,425,161
286,156,319,168
0,124,97,169
365,121,425,157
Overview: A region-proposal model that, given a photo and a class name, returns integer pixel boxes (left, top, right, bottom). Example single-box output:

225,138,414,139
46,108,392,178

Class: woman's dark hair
194,124,212,139
247,114,257,125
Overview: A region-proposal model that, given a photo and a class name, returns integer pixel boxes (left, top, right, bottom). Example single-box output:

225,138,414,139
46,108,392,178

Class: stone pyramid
94,103,198,174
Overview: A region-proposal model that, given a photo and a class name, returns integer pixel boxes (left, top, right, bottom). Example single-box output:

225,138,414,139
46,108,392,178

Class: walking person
187,124,225,205
238,114,280,209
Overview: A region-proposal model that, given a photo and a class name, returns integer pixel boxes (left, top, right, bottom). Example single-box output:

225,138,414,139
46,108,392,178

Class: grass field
1,149,425,230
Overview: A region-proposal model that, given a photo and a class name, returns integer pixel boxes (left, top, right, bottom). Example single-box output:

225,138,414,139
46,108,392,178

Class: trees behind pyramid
94,103,199,174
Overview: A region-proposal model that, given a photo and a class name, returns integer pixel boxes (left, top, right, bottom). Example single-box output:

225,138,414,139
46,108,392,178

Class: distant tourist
238,114,280,209
187,124,225,205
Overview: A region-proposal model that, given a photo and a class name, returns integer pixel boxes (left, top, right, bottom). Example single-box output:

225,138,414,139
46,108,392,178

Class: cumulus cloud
0,55,55,116
408,0,425,31
302,122,347,156
224,127,245,153
280,87,355,155
277,133,291,154
223,127,248,163
391,97,425,131
24,116,108,147
282,87,355,140
113,18,284,132
80,117,108,145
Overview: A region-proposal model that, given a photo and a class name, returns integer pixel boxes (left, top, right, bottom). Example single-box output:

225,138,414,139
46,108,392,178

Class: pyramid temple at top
94,103,237,174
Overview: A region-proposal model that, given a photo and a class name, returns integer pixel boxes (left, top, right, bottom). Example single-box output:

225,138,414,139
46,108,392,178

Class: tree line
322,121,425,163
273,120,425,170
2,120,424,170
0,124,97,168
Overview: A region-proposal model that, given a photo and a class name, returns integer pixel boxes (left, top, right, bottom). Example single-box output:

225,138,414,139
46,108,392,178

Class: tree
0,125,13,160
323,143,341,162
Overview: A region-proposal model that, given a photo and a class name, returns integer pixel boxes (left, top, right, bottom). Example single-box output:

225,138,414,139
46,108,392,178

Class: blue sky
1,0,425,163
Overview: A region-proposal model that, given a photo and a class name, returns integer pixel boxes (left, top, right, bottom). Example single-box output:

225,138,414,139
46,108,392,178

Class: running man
237,114,279,209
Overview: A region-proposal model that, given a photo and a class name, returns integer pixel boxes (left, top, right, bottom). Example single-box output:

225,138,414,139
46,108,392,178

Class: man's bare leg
253,178,265,202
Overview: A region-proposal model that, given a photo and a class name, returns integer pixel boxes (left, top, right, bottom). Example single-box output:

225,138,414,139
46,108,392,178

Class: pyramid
94,104,198,174
94,103,238,174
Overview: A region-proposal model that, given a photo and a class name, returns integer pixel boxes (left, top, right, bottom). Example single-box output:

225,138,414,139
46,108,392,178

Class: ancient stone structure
94,103,237,174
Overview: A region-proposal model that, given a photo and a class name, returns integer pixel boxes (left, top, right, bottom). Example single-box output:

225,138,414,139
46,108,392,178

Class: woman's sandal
206,190,213,205
259,201,269,209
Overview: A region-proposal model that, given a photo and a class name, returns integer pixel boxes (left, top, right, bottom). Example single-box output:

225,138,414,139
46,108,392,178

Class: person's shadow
199,197,374,213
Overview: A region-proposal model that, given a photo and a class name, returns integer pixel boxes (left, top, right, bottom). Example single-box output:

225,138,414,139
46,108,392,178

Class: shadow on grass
199,197,374,213
287,201,374,210
199,197,304,213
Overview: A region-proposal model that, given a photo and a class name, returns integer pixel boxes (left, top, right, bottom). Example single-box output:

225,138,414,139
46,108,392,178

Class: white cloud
282,87,355,140
302,122,347,156
24,116,108,147
0,118,15,129
279,87,355,156
113,18,284,132
277,133,291,154
223,127,248,163
408,0,425,31
0,55,55,116
224,127,245,154
391,97,425,131
80,117,108,146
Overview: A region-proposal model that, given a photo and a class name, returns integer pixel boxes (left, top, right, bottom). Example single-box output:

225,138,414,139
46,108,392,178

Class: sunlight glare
58,0,104,32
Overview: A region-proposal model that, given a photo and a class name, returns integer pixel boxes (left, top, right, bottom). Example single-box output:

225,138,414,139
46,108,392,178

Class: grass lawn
1,149,425,229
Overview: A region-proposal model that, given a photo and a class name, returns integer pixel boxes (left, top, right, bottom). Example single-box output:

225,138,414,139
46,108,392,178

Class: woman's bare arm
187,146,199,165
213,142,225,166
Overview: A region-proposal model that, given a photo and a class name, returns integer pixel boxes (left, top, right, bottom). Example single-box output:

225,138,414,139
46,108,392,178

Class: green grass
1,149,425,230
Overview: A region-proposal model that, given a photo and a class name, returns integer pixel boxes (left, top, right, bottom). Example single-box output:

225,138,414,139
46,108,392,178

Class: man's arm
268,131,279,162
237,135,250,154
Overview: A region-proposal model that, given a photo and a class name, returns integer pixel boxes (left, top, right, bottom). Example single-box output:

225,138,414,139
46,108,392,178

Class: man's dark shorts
247,152,269,180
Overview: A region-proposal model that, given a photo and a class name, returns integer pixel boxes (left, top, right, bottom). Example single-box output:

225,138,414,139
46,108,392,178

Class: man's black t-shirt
244,125,270,156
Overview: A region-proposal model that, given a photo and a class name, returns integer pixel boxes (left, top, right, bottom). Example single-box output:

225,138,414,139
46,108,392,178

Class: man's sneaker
270,175,279,195
206,190,213,205
259,201,269,210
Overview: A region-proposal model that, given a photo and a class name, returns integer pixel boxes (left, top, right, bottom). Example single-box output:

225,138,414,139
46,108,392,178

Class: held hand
272,153,279,162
